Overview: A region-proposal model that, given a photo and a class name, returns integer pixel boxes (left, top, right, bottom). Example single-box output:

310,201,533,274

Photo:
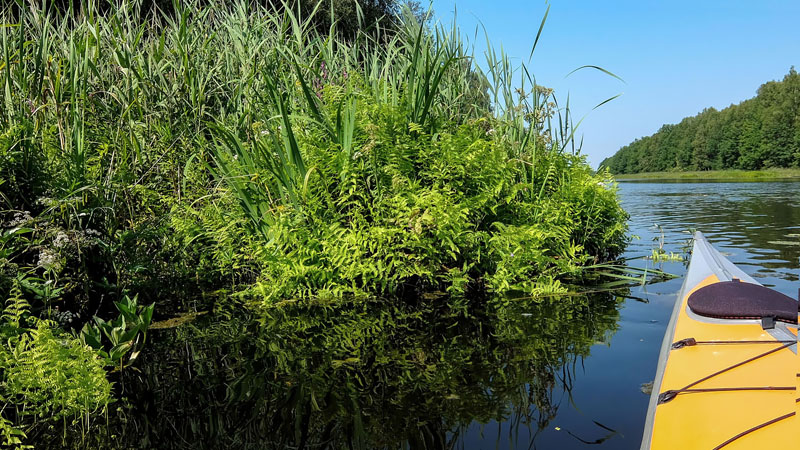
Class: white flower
37,248,61,270
53,231,70,249
36,197,55,207
8,211,32,227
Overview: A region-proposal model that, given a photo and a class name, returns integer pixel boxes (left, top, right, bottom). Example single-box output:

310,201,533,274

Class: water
484,181,800,450
70,181,800,449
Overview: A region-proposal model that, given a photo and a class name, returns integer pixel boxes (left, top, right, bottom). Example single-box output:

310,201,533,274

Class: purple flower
320,61,328,80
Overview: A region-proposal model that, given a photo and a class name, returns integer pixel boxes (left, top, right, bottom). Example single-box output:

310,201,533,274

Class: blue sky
429,0,800,167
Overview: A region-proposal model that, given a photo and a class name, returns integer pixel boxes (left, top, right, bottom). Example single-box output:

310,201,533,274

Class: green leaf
109,342,133,362
79,323,103,350
141,303,154,330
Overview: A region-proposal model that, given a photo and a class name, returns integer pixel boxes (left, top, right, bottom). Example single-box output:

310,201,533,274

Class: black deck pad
688,281,798,324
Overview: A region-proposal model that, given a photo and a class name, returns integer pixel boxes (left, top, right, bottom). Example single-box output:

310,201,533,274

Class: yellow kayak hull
641,232,798,449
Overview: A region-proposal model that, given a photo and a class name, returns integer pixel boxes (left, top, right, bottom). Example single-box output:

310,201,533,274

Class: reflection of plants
79,295,154,370
578,259,676,290
0,0,631,445
69,293,622,449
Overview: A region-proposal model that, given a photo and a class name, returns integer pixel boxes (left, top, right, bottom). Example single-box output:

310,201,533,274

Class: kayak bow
641,231,798,449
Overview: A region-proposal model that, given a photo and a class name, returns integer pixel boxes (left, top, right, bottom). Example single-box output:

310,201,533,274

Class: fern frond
2,284,29,329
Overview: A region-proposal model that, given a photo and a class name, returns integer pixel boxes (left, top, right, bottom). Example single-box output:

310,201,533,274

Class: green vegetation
0,0,630,446
0,283,112,446
615,168,800,181
602,68,800,174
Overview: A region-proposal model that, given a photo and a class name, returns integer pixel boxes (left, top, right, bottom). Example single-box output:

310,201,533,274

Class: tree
602,68,800,173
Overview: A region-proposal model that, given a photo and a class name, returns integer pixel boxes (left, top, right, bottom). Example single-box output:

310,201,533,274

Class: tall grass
1,0,628,303
2,1,569,190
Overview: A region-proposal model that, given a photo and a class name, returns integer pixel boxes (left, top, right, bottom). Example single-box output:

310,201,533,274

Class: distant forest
601,68,800,173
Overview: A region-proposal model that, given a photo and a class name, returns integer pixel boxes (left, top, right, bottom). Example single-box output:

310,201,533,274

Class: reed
0,0,628,302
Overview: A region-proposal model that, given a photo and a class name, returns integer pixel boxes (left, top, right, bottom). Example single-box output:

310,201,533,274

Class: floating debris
149,311,209,329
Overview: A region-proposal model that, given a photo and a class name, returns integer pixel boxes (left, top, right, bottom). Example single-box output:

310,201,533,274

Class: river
469,180,800,449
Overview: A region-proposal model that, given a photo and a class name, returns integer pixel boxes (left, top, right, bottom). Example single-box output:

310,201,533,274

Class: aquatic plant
649,248,684,263
0,0,627,308
79,294,154,370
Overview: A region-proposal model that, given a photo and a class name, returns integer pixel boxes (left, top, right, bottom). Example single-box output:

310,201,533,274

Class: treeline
602,68,800,173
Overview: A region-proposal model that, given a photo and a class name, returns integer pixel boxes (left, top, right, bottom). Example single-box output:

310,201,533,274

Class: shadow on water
42,292,623,449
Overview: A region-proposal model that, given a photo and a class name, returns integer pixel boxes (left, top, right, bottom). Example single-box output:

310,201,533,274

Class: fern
0,287,113,448
2,283,29,329
4,321,112,422
0,415,30,449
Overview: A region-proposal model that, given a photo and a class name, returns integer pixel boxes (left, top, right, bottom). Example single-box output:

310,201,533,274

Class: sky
428,0,800,168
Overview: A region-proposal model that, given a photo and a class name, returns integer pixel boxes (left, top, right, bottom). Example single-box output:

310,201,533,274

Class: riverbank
613,168,800,181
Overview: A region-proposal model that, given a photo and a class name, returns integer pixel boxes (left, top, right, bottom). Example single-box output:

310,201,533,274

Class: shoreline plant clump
0,0,627,445
178,3,628,302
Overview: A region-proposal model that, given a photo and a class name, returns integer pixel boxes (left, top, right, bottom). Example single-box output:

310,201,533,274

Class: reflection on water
42,182,800,449
49,295,621,449
462,181,800,450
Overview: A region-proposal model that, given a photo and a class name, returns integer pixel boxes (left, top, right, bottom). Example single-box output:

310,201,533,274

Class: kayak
641,231,798,449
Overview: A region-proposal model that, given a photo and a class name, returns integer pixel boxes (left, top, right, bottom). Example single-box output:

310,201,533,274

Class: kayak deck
642,232,798,449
